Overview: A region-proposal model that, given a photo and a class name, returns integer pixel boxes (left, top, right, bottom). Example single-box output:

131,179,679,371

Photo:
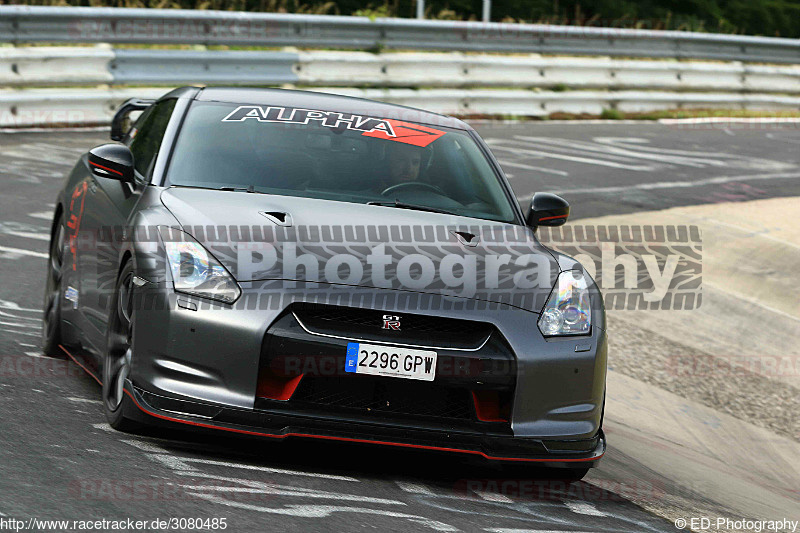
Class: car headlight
162,229,241,304
538,270,591,336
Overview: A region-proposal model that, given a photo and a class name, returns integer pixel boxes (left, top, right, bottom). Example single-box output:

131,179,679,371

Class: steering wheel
380,181,446,197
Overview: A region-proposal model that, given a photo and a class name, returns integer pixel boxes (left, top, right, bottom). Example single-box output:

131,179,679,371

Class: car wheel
42,217,65,357
103,260,140,432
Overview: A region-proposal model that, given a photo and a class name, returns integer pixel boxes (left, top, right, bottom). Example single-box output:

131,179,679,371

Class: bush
600,108,624,120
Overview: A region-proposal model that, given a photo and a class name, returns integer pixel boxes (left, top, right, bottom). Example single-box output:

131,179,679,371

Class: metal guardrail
3,87,800,128
3,47,800,93
0,46,113,85
0,87,166,127
2,6,800,63
294,52,800,92
2,45,800,127
112,49,298,85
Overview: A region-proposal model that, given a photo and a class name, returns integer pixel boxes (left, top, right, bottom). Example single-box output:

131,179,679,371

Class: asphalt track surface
1,122,798,532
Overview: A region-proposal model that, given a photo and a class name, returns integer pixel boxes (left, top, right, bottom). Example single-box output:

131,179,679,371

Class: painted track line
487,141,653,171
475,490,514,503
0,245,48,258
553,171,800,195
0,320,40,329
0,300,39,312
145,454,358,481
66,396,102,404
0,126,110,134
180,482,404,505
182,493,458,531
1,230,49,241
120,439,173,454
395,481,436,495
497,159,570,176
564,501,608,517
659,117,800,125
471,119,646,126
0,309,40,320
2,329,38,337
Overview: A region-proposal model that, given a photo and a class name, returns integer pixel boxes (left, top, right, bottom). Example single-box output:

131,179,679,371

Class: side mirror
88,144,135,184
526,192,570,227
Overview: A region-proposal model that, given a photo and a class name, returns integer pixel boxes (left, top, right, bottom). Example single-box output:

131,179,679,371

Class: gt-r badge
382,315,401,330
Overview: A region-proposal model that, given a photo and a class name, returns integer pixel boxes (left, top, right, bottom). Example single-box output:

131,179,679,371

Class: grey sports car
44,87,607,478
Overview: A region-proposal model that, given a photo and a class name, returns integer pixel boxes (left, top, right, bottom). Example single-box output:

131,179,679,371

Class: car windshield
166,101,518,223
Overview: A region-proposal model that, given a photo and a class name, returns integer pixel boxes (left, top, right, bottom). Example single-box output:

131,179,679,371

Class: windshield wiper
218,185,258,193
172,184,264,194
367,201,460,217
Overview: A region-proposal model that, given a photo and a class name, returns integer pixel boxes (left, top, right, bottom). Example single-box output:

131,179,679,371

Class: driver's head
387,143,422,183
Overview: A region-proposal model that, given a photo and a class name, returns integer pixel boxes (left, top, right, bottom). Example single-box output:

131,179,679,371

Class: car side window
123,106,153,145
128,99,177,180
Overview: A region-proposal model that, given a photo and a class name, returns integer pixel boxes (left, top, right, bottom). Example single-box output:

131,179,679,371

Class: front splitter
124,384,606,467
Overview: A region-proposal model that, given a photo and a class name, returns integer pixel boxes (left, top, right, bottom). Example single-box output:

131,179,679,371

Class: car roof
180,86,471,131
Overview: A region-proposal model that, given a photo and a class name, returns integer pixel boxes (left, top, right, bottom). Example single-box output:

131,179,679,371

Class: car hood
160,188,559,313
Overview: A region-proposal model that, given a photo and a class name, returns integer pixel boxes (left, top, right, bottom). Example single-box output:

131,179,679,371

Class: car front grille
291,375,474,421
293,303,493,350
256,304,516,431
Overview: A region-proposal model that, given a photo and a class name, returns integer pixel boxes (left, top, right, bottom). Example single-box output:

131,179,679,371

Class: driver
381,142,423,189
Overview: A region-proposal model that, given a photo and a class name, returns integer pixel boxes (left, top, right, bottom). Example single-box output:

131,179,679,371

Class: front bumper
127,282,607,465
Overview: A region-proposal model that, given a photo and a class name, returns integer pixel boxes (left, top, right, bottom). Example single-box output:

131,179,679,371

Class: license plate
345,342,437,381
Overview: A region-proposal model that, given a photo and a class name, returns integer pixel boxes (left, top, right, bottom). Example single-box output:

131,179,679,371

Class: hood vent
260,211,292,227
452,230,479,247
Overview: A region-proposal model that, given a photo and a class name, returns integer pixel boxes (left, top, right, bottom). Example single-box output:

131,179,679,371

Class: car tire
42,216,66,358
103,260,141,433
